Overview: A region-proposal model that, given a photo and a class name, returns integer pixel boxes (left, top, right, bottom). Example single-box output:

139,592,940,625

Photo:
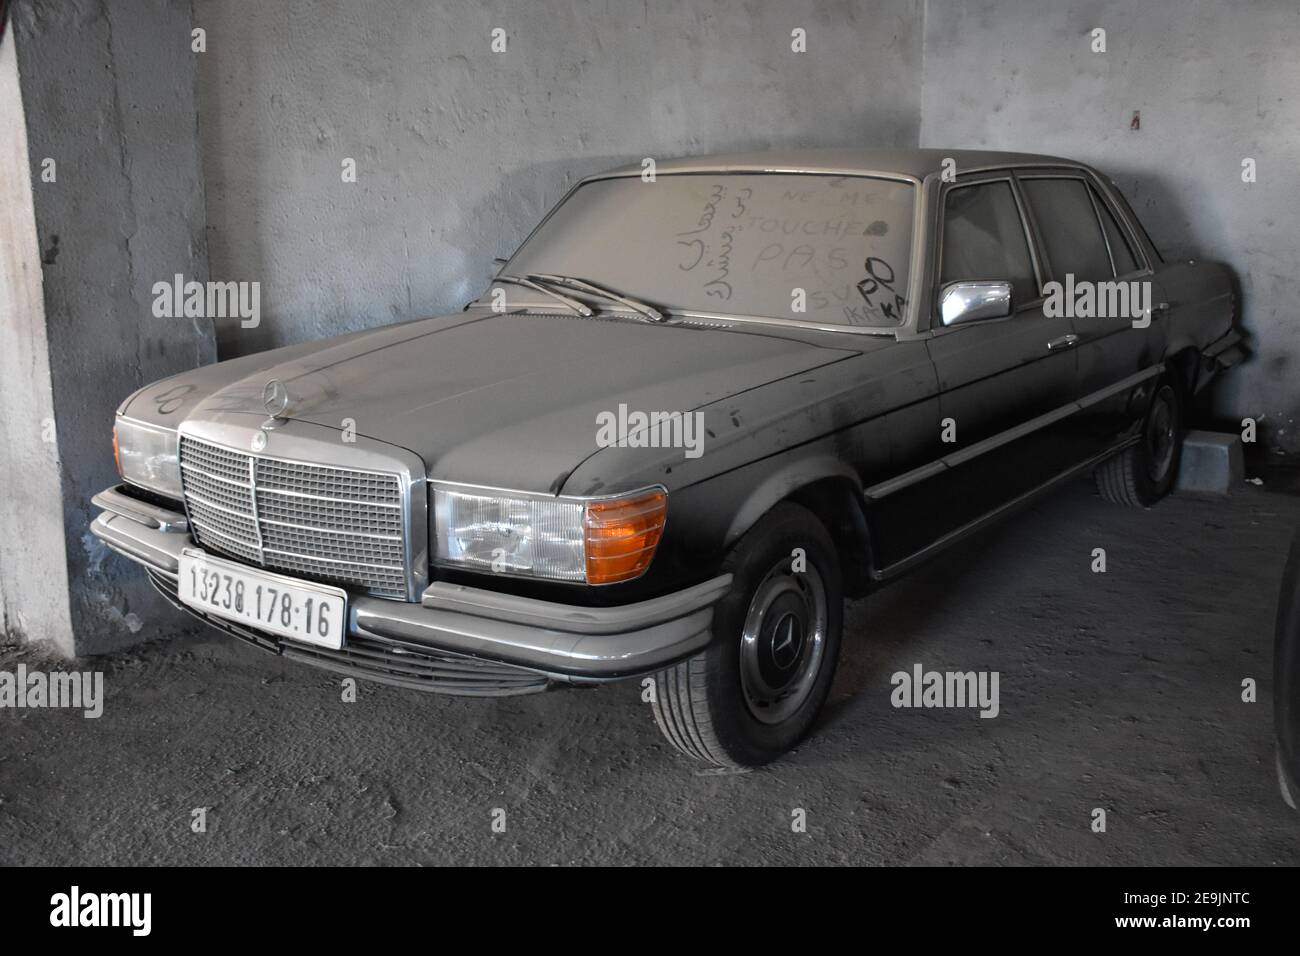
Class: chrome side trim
871,438,1141,581
864,364,1165,499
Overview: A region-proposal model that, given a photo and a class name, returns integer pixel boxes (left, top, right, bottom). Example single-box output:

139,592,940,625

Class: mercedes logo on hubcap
770,613,804,670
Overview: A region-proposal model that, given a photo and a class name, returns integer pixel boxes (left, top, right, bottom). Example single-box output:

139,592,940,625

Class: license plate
178,549,347,650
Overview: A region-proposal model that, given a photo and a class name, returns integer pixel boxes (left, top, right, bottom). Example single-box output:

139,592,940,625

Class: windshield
498,172,915,327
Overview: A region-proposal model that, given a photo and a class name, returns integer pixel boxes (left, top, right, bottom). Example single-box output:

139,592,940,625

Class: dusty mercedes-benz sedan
93,149,1244,767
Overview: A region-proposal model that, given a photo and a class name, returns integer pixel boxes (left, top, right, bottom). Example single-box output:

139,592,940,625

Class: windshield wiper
493,274,594,317
528,273,666,323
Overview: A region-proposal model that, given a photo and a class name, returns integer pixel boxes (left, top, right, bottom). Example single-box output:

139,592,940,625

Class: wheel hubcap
739,560,828,725
1145,386,1177,482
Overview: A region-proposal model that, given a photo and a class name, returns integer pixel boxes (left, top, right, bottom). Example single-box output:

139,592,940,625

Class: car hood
185,311,859,493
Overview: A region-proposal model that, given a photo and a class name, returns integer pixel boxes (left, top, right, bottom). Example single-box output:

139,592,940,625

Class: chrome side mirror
939,280,1013,327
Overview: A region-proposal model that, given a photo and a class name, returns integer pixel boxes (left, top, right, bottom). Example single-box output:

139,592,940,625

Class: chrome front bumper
91,485,730,690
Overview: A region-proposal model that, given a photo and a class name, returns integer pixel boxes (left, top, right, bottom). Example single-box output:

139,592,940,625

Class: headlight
433,484,667,584
113,417,182,499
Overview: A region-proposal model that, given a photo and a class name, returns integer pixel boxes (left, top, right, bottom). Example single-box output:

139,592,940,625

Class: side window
1091,187,1140,275
939,181,1037,307
1111,185,1163,263
1021,178,1113,283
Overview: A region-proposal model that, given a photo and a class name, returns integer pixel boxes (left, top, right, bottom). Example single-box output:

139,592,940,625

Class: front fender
723,454,861,545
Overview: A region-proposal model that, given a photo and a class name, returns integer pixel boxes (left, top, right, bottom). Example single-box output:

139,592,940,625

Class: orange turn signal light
112,424,122,478
583,489,667,584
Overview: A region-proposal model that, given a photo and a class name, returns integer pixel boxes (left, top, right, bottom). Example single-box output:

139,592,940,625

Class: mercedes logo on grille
262,379,291,419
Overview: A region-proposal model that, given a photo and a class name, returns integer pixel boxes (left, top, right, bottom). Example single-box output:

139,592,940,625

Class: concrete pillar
0,16,73,654
1,1,215,655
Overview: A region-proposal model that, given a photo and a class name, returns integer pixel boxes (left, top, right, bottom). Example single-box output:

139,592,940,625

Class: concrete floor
3,479,1298,865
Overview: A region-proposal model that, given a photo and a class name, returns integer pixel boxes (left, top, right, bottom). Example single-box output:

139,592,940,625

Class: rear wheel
1095,379,1183,507
650,503,843,768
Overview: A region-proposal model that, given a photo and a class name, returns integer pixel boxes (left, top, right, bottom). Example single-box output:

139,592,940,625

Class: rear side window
1021,178,1113,283
939,181,1037,306
1111,185,1163,264
1092,189,1140,275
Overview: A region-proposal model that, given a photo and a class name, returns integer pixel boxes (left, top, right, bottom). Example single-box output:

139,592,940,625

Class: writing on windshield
505,173,915,327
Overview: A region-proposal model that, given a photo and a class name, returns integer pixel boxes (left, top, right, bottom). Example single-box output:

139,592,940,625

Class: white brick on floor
1177,430,1245,495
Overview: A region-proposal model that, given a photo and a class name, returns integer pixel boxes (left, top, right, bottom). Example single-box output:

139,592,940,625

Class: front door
870,173,1081,570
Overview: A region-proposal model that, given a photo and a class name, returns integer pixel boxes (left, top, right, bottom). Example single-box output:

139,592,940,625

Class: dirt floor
3,478,1299,866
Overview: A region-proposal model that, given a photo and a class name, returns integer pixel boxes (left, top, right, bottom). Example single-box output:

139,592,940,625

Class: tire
1095,378,1184,507
1278,745,1297,811
650,502,843,768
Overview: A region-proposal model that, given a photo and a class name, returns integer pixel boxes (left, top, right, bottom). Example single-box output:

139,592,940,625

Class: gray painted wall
920,0,1300,454
10,0,216,653
195,0,923,356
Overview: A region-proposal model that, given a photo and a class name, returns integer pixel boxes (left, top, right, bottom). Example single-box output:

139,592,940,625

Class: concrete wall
9,0,216,653
195,0,923,356
920,0,1300,455
0,20,73,652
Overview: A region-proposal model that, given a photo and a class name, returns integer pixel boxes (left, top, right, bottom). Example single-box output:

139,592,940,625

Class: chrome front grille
179,436,409,599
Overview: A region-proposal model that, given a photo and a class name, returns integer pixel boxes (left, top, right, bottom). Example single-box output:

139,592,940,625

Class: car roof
591,148,1090,182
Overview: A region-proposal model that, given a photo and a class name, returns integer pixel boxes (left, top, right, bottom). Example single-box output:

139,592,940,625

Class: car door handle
1046,334,1079,351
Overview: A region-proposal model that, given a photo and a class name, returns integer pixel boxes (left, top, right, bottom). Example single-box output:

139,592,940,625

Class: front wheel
650,503,843,768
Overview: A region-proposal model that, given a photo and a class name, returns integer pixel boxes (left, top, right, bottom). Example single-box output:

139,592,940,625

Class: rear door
1016,171,1162,452
1017,172,1159,389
